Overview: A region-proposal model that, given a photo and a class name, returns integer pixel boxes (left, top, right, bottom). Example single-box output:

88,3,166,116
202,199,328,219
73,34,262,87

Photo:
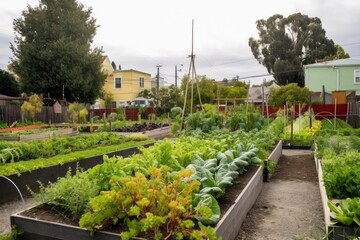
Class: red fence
259,104,349,121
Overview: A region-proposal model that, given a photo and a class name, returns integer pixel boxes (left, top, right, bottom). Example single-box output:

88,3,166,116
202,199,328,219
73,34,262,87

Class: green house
304,58,360,95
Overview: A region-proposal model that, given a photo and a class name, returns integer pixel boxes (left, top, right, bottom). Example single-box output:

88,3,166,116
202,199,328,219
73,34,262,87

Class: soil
236,149,325,240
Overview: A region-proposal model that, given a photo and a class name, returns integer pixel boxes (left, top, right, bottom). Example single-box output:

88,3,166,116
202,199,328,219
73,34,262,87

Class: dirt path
236,149,325,240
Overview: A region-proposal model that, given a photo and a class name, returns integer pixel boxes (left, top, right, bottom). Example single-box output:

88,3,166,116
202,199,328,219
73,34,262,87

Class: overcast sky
0,0,359,86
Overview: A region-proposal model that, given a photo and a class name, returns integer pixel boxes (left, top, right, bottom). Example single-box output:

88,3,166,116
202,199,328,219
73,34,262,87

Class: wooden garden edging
0,143,154,204
0,128,78,141
10,141,283,240
315,151,359,239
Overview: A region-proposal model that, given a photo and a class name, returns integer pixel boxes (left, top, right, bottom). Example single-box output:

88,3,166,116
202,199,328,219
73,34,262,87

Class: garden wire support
0,175,25,206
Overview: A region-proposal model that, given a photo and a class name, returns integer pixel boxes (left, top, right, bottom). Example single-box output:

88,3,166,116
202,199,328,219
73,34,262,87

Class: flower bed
10,133,283,240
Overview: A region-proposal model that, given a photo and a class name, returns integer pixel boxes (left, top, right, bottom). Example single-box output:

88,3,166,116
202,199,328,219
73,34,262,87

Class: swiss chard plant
328,198,360,227
80,166,220,240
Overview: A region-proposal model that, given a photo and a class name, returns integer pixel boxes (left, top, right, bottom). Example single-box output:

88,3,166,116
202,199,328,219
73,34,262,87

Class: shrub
170,106,182,118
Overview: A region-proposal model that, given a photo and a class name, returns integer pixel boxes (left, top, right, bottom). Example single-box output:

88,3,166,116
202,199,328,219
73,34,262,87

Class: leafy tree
220,86,247,99
324,44,350,61
68,102,88,124
232,80,249,89
21,94,43,122
249,13,336,87
158,86,183,113
181,75,217,109
137,89,155,100
10,0,106,103
269,83,312,106
0,69,19,96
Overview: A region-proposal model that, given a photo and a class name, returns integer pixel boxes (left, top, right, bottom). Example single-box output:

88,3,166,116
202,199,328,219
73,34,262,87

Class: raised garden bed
315,155,359,239
10,139,283,240
117,126,172,140
0,143,154,204
0,128,78,141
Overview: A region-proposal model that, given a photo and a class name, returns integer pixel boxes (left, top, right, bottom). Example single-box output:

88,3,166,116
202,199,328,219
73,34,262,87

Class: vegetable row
32,130,275,240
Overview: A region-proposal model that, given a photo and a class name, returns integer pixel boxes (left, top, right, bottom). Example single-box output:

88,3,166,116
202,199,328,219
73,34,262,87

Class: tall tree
324,44,350,61
10,0,106,103
0,69,19,96
249,13,336,87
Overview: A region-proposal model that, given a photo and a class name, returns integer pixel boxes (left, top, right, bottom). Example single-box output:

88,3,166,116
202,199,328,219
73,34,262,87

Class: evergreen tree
0,69,19,96
10,0,106,103
249,13,336,87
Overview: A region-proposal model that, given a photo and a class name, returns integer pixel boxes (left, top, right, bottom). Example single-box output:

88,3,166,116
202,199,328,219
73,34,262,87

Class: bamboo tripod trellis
181,19,203,130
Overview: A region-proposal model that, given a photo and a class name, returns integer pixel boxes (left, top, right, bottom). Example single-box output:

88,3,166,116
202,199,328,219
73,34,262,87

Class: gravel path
236,149,325,240
0,197,36,234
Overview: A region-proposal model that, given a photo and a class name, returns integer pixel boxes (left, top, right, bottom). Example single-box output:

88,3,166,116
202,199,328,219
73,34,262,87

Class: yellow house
96,56,152,108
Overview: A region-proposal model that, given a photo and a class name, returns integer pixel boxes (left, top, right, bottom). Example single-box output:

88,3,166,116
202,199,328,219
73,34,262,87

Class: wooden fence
0,105,68,125
1,106,157,126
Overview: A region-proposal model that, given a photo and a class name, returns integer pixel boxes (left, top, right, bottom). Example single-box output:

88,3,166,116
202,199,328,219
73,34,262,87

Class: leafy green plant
187,142,261,199
170,106,182,118
321,118,352,130
80,166,220,240
186,111,223,133
0,147,22,164
322,150,360,199
0,140,154,176
0,133,131,163
328,198,360,227
0,227,22,240
30,167,100,221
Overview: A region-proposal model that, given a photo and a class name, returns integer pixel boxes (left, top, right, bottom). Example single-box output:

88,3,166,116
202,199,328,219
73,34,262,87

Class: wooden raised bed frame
0,127,78,141
315,151,360,239
11,141,283,240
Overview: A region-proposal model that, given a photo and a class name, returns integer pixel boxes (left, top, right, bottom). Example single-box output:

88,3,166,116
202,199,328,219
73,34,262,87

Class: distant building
246,82,279,104
304,58,360,96
94,56,152,109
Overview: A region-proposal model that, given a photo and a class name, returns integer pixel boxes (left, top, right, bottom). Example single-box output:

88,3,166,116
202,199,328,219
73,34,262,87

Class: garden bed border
0,128,78,141
10,140,283,240
315,151,359,239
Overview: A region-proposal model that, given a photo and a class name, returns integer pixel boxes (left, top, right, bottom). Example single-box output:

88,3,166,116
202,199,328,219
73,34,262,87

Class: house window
139,77,144,88
111,101,116,109
355,70,360,84
114,77,122,88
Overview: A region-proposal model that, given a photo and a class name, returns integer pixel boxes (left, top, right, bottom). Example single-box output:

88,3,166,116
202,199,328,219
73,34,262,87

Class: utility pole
175,64,183,88
156,64,162,106
175,65,178,88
